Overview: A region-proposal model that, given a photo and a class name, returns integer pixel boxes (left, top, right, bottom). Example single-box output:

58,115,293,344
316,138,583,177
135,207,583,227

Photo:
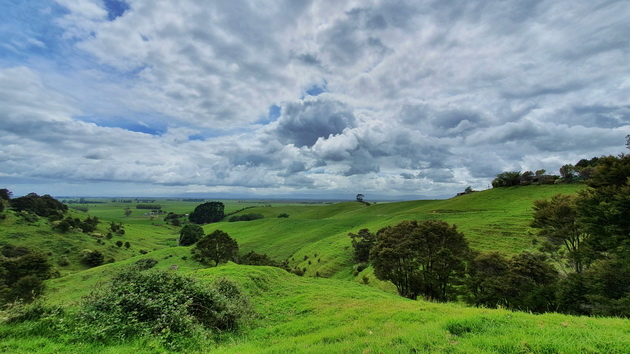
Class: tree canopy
189,202,225,224
192,230,239,266
371,220,470,301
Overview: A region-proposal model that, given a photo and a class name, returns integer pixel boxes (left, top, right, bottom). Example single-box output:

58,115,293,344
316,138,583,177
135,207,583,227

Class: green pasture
5,183,626,353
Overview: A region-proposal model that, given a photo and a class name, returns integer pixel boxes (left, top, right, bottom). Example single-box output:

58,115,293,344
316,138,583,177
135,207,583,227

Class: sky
1,0,629,200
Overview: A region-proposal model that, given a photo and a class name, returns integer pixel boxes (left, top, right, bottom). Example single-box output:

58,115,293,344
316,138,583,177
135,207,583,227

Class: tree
559,164,575,181
531,194,591,273
466,252,558,312
356,194,364,202
189,202,225,224
491,171,522,188
178,224,204,246
535,169,546,177
348,228,376,263
520,171,534,185
0,188,11,201
193,230,239,266
124,207,132,217
371,220,470,301
626,134,629,150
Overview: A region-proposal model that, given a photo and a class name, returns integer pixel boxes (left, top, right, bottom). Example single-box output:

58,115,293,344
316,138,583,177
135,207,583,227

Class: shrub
75,267,250,349
81,249,104,267
277,213,289,218
133,258,158,270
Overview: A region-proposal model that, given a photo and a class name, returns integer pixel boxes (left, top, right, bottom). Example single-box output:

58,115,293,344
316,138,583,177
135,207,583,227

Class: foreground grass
3,263,627,353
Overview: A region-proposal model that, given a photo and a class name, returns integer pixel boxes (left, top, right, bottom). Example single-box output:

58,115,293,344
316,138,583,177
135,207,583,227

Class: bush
277,213,289,218
133,258,158,270
75,267,250,349
81,249,104,267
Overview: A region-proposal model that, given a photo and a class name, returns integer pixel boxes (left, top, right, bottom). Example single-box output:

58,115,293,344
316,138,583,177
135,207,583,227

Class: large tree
371,220,470,301
531,194,591,273
491,171,522,188
189,201,225,224
193,230,239,266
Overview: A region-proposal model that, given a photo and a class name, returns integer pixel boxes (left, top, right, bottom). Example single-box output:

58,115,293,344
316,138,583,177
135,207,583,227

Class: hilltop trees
491,171,522,187
189,202,225,224
10,193,67,219
371,220,470,301
0,246,53,304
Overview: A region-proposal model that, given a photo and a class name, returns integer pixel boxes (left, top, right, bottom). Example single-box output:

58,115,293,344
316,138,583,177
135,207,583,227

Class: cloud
1,0,629,199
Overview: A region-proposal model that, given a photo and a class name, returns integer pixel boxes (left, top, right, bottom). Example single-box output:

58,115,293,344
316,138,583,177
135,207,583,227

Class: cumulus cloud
1,0,629,199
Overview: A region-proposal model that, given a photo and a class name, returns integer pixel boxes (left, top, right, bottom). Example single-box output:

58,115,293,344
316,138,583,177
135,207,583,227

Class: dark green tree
348,228,376,263
356,194,364,202
531,194,591,273
371,220,470,301
193,230,239,266
178,224,204,246
466,252,558,312
491,171,522,188
0,188,11,201
189,202,225,224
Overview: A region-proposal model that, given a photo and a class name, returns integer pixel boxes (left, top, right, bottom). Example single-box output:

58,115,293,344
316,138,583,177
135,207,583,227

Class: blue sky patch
104,0,130,21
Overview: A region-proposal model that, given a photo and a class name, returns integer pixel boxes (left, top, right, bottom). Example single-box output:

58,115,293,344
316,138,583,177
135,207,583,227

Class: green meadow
2,184,630,352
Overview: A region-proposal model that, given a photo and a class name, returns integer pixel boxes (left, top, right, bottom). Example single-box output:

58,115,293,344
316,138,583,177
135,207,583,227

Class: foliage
356,194,364,202
0,188,12,201
133,258,158,270
491,171,522,188
9,193,67,218
53,216,100,233
229,213,264,222
179,224,205,246
189,201,225,224
559,164,576,180
277,213,289,218
466,251,558,312
80,249,104,267
192,230,239,266
531,194,591,273
371,220,470,301
74,267,250,349
348,228,376,263
0,247,53,304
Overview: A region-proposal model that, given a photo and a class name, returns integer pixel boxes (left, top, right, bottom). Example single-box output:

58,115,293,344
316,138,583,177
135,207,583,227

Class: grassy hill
4,183,628,353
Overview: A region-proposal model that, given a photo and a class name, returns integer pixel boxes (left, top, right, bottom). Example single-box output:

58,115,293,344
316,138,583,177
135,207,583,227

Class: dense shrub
0,248,53,304
80,249,104,267
277,213,289,218
75,267,250,349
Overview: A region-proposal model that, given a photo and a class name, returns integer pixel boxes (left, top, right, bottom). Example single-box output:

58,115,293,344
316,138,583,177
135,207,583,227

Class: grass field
4,183,628,353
